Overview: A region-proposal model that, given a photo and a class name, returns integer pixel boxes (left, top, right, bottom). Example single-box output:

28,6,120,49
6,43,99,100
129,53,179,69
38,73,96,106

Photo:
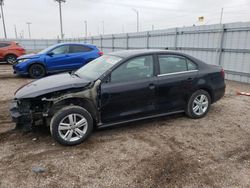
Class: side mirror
102,74,111,84
47,52,54,56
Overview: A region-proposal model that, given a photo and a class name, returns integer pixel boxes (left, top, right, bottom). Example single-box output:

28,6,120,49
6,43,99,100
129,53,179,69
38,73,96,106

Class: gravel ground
0,64,250,188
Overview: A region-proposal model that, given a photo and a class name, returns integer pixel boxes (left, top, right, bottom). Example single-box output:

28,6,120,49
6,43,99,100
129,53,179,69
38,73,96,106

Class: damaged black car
10,50,225,146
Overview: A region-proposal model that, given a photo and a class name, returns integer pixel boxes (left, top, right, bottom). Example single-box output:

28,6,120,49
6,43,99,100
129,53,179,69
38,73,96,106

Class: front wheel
50,106,93,146
29,64,46,78
186,90,211,119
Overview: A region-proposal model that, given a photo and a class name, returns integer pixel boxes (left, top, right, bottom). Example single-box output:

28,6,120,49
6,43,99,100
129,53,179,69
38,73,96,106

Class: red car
0,41,26,64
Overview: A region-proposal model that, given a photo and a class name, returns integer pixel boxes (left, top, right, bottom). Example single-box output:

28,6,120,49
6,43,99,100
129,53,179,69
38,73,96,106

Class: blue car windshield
75,55,122,80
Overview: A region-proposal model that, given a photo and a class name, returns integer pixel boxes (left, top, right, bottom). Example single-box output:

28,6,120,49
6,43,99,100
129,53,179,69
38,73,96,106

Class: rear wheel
186,90,211,119
50,106,93,146
29,64,46,78
5,54,17,64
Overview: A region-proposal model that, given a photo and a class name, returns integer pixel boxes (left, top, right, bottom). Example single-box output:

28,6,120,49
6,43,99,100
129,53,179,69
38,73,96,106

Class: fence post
218,24,225,66
100,35,103,51
91,37,94,44
126,33,129,50
146,31,150,49
174,27,178,50
112,34,115,52
33,40,36,52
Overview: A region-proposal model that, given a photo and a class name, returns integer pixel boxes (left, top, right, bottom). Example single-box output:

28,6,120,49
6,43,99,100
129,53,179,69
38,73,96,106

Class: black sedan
10,50,225,145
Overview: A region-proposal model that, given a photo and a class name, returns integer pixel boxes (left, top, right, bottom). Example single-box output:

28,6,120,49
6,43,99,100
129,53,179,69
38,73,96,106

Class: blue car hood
15,73,91,99
18,53,41,60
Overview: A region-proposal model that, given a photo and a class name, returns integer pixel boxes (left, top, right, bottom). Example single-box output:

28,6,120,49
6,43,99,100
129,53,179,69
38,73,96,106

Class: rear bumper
213,84,226,103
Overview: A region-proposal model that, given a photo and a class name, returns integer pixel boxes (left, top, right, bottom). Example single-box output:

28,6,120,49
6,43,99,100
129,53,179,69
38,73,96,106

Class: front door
46,45,72,72
100,55,158,123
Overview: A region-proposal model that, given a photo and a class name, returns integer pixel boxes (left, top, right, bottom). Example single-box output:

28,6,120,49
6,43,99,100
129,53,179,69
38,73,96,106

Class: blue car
13,43,103,78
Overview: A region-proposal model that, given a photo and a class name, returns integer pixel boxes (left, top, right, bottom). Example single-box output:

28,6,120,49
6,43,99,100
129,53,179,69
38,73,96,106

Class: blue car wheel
29,64,46,78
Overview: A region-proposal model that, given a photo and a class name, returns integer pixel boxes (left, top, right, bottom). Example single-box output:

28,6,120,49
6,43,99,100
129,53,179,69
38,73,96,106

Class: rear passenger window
187,59,198,70
69,45,92,53
158,56,187,74
0,43,10,48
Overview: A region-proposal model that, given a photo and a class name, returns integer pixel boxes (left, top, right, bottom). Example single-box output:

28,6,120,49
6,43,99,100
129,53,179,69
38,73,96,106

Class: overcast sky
1,0,250,39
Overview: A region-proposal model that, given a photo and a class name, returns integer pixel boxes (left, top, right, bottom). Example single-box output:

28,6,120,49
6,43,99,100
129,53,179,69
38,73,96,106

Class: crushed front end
9,98,50,131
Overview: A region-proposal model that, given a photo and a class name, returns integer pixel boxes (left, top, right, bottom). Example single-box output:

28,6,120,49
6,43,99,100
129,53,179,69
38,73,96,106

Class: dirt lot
0,64,250,188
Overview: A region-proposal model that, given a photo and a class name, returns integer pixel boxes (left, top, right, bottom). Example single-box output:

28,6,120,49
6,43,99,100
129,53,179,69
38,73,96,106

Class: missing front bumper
9,100,32,130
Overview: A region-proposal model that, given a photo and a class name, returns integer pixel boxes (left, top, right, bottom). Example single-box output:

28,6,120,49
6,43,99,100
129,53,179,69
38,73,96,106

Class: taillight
98,51,103,56
15,48,25,51
220,68,225,79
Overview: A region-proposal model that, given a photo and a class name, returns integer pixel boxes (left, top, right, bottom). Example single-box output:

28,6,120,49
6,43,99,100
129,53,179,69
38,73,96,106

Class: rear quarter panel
197,64,225,103
83,49,101,64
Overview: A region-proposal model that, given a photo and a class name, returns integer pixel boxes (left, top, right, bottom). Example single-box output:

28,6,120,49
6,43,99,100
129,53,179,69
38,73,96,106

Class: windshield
37,44,58,54
75,55,122,80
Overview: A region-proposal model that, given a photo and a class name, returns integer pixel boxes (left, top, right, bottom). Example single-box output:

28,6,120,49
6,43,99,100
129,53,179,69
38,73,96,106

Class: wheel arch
187,86,214,104
4,53,17,60
86,58,95,63
196,87,214,103
48,97,99,126
27,61,47,72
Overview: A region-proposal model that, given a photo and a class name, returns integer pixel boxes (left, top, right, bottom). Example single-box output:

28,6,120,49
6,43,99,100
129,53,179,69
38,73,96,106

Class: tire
50,106,93,146
5,54,17,64
185,90,211,119
29,64,46,78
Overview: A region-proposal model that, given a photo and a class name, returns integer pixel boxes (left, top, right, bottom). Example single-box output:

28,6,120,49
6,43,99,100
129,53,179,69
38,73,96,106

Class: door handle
187,77,193,81
148,83,156,90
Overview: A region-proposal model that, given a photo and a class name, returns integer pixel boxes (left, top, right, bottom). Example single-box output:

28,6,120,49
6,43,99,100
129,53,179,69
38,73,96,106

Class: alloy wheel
6,55,17,64
58,113,88,142
192,94,209,116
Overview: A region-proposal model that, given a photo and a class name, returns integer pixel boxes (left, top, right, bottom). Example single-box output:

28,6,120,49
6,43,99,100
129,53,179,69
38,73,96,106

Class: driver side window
51,45,69,55
111,55,154,83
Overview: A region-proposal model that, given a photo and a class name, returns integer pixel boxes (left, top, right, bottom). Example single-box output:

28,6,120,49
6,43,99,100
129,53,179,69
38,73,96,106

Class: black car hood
15,73,91,99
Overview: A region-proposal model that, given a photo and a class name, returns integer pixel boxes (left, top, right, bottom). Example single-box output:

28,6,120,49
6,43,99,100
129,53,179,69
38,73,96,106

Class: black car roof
107,49,208,69
108,49,187,58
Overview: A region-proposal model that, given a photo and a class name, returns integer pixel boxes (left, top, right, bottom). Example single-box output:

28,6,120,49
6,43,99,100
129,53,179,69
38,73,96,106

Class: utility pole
55,0,66,39
220,8,224,24
0,0,7,38
102,21,104,35
26,22,32,39
132,8,139,32
14,25,17,38
84,20,87,37
19,30,24,39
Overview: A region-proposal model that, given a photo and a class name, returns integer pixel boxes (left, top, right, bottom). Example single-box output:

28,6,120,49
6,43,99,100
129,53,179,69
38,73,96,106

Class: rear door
156,54,198,112
100,55,158,123
67,45,93,69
